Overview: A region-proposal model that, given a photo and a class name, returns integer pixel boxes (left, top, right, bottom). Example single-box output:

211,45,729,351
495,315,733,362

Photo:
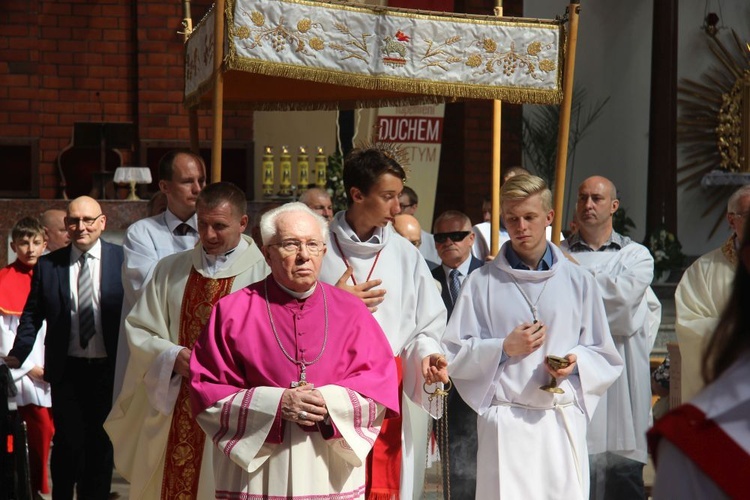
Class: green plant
325,151,348,213
647,225,685,280
613,205,636,237
522,87,610,187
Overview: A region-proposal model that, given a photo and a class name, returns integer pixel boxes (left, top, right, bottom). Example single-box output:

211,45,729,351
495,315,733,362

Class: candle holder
279,146,292,197
262,146,275,198
297,147,310,194
314,146,327,189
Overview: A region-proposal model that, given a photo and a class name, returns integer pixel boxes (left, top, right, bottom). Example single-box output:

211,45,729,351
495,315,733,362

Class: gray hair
728,185,750,213
259,202,328,245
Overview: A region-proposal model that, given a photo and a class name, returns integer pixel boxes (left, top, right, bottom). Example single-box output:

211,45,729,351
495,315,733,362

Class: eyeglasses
433,231,471,244
65,214,103,229
268,239,326,256
729,211,748,218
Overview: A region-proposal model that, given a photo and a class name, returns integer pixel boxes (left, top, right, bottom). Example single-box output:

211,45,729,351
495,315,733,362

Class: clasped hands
503,322,577,377
281,385,328,427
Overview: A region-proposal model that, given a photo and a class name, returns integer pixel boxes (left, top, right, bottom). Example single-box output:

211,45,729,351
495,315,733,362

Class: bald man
6,196,124,500
394,214,439,269
41,208,71,252
562,176,661,500
299,187,334,221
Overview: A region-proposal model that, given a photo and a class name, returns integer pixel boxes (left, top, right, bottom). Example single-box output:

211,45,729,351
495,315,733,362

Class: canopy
185,0,565,110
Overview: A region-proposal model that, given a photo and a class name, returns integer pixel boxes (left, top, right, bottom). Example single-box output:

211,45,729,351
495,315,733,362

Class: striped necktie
175,223,192,236
449,268,462,304
78,253,95,348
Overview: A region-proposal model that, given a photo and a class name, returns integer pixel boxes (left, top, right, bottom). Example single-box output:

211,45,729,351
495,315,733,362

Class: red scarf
0,261,33,316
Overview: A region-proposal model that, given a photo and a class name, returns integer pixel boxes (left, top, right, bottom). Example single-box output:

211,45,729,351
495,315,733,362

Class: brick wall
434,0,524,224
0,0,254,199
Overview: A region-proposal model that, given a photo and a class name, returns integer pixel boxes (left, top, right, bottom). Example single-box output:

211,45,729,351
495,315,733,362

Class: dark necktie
175,223,192,236
78,253,95,348
449,269,462,304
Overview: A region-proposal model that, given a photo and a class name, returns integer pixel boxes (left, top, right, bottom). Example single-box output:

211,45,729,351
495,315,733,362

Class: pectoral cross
291,365,314,388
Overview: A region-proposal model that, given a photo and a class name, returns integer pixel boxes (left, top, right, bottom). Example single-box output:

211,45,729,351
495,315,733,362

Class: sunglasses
433,231,471,244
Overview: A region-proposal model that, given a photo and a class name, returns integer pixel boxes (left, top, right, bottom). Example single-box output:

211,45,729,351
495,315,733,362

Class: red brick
41,27,72,39
73,53,103,65
4,25,31,37
43,3,72,16
0,99,30,112
4,74,30,87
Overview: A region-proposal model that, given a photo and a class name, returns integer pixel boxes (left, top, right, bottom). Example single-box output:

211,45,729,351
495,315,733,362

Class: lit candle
279,145,292,197
314,146,327,189
262,146,274,197
297,146,310,195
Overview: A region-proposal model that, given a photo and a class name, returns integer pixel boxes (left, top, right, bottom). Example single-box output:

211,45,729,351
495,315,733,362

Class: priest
443,174,622,500
104,182,270,499
189,203,400,499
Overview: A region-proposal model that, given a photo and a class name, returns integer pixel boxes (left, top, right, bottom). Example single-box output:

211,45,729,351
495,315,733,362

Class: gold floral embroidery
466,39,556,79
330,22,371,62
419,35,462,71
233,11,323,55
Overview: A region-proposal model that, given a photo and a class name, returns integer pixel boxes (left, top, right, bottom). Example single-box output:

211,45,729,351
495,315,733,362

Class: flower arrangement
648,225,685,282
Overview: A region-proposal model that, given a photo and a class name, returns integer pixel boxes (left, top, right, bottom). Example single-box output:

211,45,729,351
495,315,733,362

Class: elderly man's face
305,192,333,221
197,201,248,255
729,195,750,246
263,211,327,293
434,217,474,268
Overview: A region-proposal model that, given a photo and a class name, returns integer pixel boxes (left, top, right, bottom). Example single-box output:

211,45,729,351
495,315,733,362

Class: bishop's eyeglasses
268,239,326,256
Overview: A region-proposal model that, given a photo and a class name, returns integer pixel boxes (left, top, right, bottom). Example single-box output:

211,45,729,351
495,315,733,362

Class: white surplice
113,209,200,401
0,314,50,407
319,212,448,500
674,241,736,402
561,241,661,464
104,235,269,499
200,386,385,500
443,242,622,500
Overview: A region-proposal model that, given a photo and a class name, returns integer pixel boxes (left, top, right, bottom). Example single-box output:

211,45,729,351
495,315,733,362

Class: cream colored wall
252,110,338,201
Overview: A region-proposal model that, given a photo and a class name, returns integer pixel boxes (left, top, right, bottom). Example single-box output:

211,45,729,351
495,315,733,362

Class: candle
279,145,292,197
314,146,327,189
262,146,274,197
297,146,310,195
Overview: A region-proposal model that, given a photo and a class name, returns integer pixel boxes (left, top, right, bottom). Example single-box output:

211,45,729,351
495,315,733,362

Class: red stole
366,357,403,500
648,403,750,498
161,269,235,499
0,261,33,316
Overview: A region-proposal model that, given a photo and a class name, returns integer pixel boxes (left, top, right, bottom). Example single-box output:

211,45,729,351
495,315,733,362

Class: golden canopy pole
551,0,581,245
490,0,503,258
182,0,201,155
210,0,226,182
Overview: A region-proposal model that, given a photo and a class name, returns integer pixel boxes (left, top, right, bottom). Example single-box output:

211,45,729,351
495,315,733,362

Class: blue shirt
505,242,555,270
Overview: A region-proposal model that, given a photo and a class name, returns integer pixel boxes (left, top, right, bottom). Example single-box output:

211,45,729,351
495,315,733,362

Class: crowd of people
0,146,747,499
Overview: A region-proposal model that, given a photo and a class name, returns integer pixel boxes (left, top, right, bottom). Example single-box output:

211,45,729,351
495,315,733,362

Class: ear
159,180,169,193
611,198,620,215
546,209,555,226
261,245,273,266
10,241,16,253
350,187,365,203
239,214,249,233
100,215,107,231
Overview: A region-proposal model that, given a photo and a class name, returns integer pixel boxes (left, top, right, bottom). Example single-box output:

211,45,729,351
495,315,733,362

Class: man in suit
6,195,124,500
430,209,483,499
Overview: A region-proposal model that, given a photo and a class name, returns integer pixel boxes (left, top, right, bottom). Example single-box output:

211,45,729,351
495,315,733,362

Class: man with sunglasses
105,182,269,499
430,210,483,499
6,196,124,500
442,174,622,500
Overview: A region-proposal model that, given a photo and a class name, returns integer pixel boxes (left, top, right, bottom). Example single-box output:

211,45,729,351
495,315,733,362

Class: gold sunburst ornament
677,27,750,237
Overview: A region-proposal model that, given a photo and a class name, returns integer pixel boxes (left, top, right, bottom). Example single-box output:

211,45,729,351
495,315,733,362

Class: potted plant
647,224,685,283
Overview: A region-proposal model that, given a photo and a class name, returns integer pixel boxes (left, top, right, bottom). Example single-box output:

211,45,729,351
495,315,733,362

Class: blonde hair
500,174,552,212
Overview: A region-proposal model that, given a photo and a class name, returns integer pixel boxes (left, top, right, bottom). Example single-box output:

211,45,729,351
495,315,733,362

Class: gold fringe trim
184,0,566,109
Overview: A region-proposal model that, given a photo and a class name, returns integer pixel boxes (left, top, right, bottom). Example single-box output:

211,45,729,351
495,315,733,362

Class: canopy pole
210,0,226,182
551,0,580,245
182,0,200,155
490,0,503,258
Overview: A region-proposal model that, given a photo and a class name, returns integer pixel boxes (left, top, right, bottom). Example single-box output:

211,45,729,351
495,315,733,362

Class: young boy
0,216,53,496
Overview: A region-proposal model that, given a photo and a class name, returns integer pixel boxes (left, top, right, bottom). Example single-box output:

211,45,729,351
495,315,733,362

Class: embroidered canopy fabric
185,0,566,110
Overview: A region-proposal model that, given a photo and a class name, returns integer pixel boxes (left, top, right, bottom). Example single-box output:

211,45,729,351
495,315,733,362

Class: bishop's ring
298,411,308,420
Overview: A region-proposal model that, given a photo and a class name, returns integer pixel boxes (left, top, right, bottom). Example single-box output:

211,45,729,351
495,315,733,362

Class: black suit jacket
10,240,124,384
431,256,484,318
